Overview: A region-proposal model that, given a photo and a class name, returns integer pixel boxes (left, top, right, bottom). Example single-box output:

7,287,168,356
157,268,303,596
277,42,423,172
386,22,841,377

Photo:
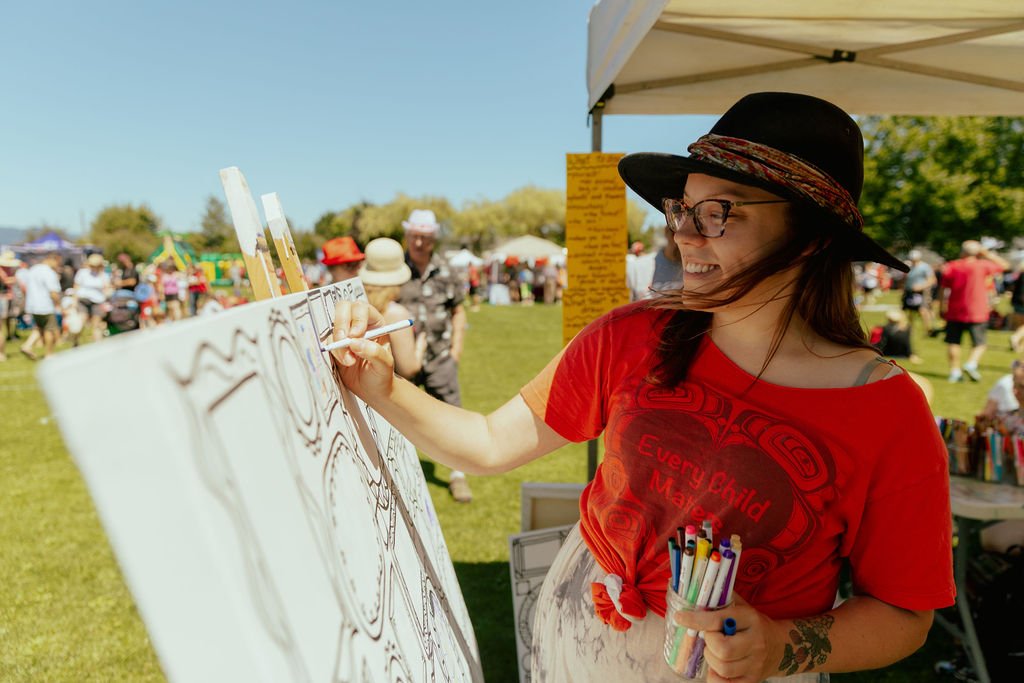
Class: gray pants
413,356,461,407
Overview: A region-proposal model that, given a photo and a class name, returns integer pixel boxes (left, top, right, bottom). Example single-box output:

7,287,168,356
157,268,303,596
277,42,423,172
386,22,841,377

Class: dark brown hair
650,204,872,386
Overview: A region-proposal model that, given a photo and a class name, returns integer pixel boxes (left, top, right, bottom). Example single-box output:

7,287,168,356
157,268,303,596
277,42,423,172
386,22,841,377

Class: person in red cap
321,236,365,284
329,93,952,682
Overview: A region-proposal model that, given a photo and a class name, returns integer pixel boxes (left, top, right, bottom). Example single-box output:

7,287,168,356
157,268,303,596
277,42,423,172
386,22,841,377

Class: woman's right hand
331,300,397,401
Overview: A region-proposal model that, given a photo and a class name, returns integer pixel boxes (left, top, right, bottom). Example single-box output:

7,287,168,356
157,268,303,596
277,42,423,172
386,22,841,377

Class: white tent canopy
490,235,566,261
588,1,1024,117
445,248,484,268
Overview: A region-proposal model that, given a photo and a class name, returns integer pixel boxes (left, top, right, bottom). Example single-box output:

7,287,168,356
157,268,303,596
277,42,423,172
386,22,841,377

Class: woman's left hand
672,593,783,683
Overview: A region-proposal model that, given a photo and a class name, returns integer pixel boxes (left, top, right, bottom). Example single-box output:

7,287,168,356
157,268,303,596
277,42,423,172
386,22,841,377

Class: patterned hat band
687,134,864,231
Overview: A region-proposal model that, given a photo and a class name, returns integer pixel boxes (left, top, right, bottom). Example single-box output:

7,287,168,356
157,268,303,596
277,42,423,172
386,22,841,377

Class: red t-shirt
942,258,1003,323
521,304,955,626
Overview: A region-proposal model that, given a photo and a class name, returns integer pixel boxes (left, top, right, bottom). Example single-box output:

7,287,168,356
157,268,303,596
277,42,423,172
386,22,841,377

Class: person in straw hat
359,237,425,380
329,93,952,681
75,253,112,341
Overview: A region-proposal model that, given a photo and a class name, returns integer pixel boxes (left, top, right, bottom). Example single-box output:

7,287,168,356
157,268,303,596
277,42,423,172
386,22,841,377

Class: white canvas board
39,280,480,683
508,524,575,683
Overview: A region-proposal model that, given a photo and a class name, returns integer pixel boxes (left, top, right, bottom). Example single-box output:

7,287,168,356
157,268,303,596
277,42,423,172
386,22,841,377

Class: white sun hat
401,209,440,235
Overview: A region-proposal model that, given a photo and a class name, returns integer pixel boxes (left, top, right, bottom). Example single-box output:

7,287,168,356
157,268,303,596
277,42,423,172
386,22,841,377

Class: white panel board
39,280,481,683
508,525,575,683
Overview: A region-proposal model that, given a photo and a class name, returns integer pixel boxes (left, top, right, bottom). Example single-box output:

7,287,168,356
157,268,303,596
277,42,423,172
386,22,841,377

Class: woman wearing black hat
330,93,953,682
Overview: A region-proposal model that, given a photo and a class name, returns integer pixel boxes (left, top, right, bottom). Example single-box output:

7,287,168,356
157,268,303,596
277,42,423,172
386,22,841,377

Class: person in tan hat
74,253,112,342
331,93,952,681
359,238,425,379
321,236,365,284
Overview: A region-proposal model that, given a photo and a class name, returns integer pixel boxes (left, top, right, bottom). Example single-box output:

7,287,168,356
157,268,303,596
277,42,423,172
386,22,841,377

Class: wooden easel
219,167,309,301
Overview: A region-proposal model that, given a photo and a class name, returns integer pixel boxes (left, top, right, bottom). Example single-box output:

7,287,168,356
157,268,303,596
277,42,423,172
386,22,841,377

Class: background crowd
3,229,1022,368
0,249,243,360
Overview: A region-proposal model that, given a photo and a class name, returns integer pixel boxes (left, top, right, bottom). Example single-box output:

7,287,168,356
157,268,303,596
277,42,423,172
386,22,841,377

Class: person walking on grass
901,249,936,335
330,93,953,682
939,240,1008,383
20,252,62,360
397,209,473,504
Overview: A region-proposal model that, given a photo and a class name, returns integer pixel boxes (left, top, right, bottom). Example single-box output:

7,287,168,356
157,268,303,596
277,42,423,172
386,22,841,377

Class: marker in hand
321,318,414,352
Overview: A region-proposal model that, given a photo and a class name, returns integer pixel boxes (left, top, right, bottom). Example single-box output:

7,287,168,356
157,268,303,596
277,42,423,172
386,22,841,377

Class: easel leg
955,516,990,683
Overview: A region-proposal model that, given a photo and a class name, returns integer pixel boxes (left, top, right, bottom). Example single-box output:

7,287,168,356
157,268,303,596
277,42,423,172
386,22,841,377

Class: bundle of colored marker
664,524,743,677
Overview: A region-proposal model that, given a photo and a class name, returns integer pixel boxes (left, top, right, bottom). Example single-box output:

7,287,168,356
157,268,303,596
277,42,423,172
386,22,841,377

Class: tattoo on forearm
779,615,835,676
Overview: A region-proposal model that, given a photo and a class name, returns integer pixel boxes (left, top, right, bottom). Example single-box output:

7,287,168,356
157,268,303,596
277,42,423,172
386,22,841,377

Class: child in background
135,266,159,329
60,289,84,347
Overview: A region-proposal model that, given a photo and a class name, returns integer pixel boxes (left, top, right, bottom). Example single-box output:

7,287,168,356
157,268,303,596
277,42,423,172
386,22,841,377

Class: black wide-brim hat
618,92,908,273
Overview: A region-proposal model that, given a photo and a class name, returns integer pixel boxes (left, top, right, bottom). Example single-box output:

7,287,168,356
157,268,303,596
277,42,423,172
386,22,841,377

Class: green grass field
2,296,1018,682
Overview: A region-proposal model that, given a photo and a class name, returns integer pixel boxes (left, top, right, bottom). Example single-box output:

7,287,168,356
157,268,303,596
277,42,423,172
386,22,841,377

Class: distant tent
148,233,197,271
18,231,80,253
447,248,484,268
12,231,85,265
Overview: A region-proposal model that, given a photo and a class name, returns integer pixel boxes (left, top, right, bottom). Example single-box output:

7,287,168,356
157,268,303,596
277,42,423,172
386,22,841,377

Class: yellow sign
564,153,629,345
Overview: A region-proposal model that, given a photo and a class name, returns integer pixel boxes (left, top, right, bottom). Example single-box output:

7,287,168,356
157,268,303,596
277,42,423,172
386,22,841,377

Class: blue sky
1,1,714,236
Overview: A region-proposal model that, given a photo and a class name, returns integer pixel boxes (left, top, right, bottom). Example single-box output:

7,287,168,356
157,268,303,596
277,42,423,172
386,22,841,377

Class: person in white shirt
976,359,1023,421
20,253,62,360
74,253,112,341
625,225,684,301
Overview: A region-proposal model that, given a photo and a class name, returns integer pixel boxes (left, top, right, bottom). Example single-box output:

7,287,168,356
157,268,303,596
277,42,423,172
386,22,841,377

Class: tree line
25,116,1024,264
30,186,650,265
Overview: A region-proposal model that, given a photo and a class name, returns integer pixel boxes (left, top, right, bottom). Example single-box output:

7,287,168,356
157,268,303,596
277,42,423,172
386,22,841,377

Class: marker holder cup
663,586,731,680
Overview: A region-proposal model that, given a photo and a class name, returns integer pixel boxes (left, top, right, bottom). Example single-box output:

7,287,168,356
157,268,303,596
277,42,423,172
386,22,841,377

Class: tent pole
586,104,604,481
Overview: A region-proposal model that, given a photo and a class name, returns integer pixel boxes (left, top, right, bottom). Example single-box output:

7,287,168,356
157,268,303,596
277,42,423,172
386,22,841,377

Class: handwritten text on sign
564,153,629,345
562,287,631,346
